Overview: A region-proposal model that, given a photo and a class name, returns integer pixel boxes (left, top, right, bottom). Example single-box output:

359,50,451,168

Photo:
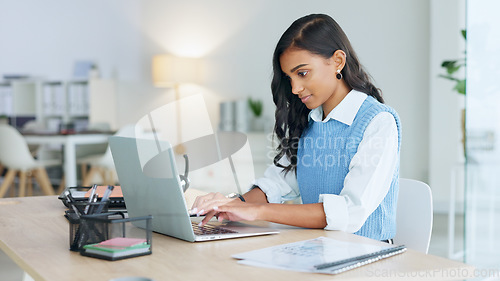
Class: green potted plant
248,97,264,131
439,29,466,95
439,29,466,154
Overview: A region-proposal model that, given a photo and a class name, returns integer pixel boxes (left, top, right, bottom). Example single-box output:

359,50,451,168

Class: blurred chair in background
75,122,112,185
22,120,65,192
0,124,60,197
52,122,112,193
22,120,45,156
22,120,64,159
78,124,138,186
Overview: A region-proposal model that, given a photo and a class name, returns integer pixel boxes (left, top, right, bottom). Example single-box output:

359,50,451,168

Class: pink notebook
97,237,147,248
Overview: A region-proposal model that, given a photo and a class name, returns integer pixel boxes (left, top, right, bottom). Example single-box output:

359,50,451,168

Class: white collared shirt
253,90,399,233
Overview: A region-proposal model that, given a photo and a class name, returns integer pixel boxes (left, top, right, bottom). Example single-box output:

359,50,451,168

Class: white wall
429,0,466,212
138,0,432,183
0,0,143,81
0,0,436,186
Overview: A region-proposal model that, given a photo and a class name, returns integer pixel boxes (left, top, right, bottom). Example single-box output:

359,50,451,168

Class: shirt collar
308,89,368,125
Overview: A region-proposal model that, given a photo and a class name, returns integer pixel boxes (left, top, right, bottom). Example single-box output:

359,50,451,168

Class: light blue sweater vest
297,96,401,240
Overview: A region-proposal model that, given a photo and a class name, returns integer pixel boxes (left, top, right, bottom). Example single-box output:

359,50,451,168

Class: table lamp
152,55,200,154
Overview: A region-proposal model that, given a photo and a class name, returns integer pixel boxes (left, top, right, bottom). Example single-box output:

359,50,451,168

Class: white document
232,236,406,275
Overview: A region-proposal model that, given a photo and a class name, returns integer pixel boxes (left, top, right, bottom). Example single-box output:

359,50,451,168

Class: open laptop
109,136,279,242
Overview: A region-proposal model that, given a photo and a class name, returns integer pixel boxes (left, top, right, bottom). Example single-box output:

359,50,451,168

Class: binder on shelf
67,81,89,116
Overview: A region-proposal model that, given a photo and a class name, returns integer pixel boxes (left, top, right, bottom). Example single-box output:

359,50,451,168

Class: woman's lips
300,95,311,103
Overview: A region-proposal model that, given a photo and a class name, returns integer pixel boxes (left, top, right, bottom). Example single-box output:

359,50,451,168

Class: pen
67,190,83,250
94,185,114,214
84,184,98,214
88,193,98,214
75,192,104,249
64,191,81,218
65,190,77,204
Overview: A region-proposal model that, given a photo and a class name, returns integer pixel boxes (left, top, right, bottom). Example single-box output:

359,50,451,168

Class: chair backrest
393,178,433,253
0,124,37,170
22,120,45,131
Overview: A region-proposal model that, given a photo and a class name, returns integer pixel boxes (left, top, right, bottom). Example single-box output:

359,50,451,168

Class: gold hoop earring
336,69,343,80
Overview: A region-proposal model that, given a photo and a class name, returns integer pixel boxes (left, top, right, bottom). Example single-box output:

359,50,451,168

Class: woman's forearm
257,203,327,229
196,188,327,228
244,187,327,228
242,187,268,204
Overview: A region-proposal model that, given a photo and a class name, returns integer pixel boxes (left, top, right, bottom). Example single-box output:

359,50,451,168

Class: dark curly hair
272,14,384,174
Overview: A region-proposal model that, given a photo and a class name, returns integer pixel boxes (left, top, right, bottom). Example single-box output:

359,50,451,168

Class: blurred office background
1,0,499,280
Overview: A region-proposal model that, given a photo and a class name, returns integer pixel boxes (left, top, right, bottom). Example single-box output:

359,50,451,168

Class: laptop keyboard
191,222,238,236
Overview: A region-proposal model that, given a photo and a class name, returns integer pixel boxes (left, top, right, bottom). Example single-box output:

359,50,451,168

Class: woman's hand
189,192,262,226
190,192,230,217
189,190,328,229
211,203,262,223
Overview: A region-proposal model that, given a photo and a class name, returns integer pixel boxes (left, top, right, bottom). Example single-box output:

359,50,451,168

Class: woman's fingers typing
215,204,261,222
190,193,253,226
200,209,218,226
190,192,225,215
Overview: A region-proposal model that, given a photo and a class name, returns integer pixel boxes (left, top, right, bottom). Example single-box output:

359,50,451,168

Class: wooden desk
0,196,474,281
24,133,111,187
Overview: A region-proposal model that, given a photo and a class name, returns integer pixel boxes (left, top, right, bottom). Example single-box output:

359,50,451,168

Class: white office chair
22,120,63,162
0,124,59,197
78,124,138,186
393,178,433,253
22,120,45,156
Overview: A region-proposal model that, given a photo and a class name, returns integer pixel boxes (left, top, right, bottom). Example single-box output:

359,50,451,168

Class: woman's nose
291,79,304,95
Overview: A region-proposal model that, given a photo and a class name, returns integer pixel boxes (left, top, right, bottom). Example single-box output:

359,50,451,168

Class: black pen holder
66,209,153,260
66,200,112,251
70,200,110,215
67,213,117,252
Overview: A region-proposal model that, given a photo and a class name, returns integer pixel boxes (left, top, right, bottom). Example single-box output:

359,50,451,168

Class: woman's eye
298,71,308,77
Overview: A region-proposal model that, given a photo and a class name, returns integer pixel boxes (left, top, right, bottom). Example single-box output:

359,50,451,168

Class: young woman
190,14,401,242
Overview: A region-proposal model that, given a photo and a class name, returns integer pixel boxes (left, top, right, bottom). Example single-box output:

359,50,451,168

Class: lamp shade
152,55,200,87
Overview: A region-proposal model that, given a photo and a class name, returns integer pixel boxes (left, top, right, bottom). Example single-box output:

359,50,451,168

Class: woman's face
280,48,349,116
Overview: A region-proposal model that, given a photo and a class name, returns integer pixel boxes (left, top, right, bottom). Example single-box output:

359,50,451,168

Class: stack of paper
82,237,150,259
232,237,406,275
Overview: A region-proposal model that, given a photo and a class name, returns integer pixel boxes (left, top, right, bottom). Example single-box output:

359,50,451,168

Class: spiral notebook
232,237,406,275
